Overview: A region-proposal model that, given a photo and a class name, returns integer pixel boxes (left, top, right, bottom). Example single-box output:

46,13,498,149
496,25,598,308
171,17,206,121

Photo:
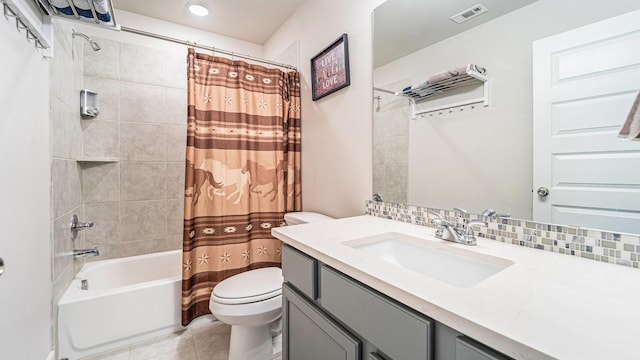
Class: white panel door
0,13,52,360
532,9,640,233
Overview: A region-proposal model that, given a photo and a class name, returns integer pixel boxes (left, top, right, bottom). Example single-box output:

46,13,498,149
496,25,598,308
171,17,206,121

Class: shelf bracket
2,0,53,57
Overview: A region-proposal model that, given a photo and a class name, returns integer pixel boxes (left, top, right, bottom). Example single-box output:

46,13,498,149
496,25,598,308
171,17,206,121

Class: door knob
537,187,550,197
0,257,4,277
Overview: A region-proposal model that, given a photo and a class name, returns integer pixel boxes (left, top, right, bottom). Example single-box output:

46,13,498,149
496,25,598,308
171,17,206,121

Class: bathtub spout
73,248,100,259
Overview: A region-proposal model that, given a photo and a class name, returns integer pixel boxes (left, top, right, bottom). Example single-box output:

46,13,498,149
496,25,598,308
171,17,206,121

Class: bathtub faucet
73,248,100,259
70,214,94,240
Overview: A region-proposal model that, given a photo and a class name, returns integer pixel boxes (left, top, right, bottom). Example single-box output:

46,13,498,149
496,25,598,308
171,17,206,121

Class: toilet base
272,333,282,358
229,325,272,360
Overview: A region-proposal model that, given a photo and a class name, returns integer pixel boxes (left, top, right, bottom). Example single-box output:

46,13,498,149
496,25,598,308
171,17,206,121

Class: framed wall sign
311,33,350,101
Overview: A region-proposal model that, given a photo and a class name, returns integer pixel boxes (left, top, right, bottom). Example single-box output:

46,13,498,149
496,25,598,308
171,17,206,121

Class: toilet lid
212,267,283,305
284,212,334,225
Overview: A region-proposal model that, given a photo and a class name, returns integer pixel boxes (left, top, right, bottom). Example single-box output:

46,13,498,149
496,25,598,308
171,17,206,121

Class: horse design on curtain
182,48,302,325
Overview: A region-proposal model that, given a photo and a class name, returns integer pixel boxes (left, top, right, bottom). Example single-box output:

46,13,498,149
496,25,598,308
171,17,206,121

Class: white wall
374,0,640,219
264,0,386,218
0,16,51,360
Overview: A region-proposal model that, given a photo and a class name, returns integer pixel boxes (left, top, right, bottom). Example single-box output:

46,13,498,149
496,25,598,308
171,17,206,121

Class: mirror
373,0,640,234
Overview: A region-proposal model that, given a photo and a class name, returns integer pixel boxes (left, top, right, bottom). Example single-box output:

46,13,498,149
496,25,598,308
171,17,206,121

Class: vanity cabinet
282,284,360,360
455,336,512,360
281,244,512,360
320,265,433,359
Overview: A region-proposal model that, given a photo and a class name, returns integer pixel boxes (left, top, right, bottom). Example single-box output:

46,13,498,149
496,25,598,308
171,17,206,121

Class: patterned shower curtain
182,48,301,325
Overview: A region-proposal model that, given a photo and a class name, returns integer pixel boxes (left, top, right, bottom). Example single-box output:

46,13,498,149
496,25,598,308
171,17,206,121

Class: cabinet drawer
456,336,513,360
283,284,361,360
320,265,434,360
282,245,317,299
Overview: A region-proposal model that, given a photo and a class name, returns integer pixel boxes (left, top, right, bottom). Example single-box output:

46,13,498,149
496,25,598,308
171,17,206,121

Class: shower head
89,40,101,51
72,30,101,51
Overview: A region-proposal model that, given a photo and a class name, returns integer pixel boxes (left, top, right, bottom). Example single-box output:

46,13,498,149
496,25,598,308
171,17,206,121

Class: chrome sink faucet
427,210,487,246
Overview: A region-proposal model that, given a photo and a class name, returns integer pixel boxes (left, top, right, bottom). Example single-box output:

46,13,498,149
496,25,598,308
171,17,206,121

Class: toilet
209,211,334,360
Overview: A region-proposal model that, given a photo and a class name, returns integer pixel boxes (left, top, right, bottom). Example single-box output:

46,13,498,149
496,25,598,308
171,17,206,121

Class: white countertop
272,215,640,360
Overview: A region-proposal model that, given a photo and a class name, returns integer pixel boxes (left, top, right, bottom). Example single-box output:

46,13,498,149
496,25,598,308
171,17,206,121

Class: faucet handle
467,219,488,227
453,207,468,214
481,208,511,219
427,210,442,225
427,210,453,228
463,220,488,237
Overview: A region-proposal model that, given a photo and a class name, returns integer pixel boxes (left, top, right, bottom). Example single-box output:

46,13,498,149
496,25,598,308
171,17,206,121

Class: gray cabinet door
319,265,434,360
455,336,513,360
283,284,361,360
282,244,317,299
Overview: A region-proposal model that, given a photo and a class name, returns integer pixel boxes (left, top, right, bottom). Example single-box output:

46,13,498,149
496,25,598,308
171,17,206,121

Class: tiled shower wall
81,36,187,260
48,23,190,346
372,79,410,204
49,19,84,349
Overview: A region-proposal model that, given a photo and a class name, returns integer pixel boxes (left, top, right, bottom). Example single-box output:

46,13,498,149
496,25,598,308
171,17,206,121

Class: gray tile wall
373,80,411,204
49,25,189,352
49,19,85,352
81,36,187,261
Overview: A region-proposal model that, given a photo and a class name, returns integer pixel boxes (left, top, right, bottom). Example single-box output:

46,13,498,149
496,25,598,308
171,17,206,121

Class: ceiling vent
450,4,488,24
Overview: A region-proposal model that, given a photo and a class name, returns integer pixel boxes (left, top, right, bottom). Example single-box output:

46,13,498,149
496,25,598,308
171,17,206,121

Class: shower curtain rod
120,26,297,71
373,87,396,95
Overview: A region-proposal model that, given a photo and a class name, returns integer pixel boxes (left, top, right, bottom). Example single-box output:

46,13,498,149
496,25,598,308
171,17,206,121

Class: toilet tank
284,212,334,225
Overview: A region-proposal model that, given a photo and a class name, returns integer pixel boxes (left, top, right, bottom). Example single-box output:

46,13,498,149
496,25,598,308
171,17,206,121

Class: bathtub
58,250,184,360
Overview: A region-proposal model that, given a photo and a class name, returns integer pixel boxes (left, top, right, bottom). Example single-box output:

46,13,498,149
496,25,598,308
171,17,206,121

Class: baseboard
46,350,55,360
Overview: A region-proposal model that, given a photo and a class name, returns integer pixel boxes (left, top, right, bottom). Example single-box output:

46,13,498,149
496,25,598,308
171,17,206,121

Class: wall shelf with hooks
396,66,489,119
2,0,53,53
34,0,119,30
1,0,118,54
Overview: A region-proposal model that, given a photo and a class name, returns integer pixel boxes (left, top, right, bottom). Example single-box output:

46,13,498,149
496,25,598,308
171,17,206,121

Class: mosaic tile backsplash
365,200,640,269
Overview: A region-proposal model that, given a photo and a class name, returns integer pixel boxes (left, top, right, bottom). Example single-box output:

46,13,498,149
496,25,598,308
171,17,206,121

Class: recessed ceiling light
187,2,210,17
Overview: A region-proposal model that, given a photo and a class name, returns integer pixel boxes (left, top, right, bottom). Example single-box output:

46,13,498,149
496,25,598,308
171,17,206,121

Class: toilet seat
211,288,281,305
212,267,283,305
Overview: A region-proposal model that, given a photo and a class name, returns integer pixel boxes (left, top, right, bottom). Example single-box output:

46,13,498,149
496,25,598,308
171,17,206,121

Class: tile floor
79,318,282,360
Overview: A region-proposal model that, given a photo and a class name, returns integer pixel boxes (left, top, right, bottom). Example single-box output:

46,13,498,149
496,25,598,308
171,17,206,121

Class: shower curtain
182,48,301,325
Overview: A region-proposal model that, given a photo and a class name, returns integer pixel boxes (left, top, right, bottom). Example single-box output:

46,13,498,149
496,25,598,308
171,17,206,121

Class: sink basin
344,232,513,288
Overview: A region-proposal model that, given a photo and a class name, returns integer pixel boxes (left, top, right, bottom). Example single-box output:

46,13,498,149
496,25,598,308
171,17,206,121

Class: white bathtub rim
59,250,182,304
77,249,181,277
59,275,182,304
